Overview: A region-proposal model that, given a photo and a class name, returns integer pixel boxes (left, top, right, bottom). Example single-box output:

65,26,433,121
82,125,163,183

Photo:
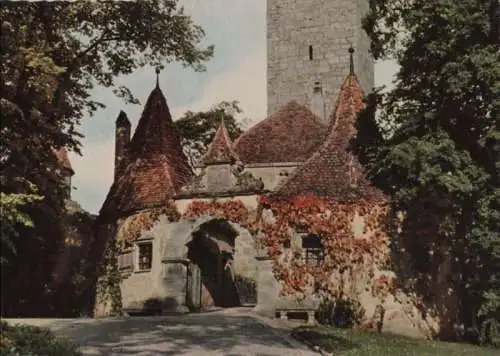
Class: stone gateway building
94,1,439,339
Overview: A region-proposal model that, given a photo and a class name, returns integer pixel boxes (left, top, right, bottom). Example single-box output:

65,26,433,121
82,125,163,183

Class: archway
186,219,241,309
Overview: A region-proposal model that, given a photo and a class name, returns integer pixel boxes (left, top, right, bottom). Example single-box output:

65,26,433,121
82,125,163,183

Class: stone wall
355,0,374,96
205,164,232,191
233,227,258,280
267,0,374,117
254,255,281,317
119,212,259,312
119,217,192,313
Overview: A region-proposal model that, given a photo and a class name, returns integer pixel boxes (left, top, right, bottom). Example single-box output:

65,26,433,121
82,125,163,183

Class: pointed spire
200,116,240,166
348,47,355,75
116,110,131,127
155,66,161,88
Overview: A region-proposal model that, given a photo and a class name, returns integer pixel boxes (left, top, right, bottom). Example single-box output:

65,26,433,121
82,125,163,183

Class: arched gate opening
186,219,241,309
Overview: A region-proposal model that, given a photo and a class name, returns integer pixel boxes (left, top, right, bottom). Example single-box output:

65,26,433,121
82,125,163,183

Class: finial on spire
155,66,161,88
348,47,355,75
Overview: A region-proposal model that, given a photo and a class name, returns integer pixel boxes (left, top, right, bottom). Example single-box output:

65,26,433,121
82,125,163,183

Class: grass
292,326,499,356
0,321,82,356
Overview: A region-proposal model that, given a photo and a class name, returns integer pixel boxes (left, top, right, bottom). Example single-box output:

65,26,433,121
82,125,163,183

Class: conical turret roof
100,75,193,217
276,49,385,202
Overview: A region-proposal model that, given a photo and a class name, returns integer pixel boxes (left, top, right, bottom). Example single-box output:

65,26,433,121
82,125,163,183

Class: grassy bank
292,326,498,356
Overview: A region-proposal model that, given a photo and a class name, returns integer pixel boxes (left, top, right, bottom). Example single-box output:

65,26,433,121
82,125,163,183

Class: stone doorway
186,219,241,310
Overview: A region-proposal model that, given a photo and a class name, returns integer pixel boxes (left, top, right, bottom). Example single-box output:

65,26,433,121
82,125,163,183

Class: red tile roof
100,85,193,217
234,101,327,164
276,72,385,202
52,147,73,174
200,119,240,166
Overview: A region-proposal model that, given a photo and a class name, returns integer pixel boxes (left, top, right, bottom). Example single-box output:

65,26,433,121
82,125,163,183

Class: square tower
267,0,373,122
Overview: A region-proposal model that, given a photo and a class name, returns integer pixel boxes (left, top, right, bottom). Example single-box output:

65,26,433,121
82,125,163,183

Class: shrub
0,321,82,355
315,298,336,325
480,317,500,349
315,297,365,329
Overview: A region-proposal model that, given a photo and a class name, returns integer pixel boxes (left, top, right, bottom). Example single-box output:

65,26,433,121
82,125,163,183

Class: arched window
302,234,324,265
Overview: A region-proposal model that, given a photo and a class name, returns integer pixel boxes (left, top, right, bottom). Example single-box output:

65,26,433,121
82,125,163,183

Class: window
309,45,313,60
137,242,153,270
302,234,324,265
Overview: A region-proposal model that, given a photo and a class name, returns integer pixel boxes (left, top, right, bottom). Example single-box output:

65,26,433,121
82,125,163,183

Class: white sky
69,0,398,214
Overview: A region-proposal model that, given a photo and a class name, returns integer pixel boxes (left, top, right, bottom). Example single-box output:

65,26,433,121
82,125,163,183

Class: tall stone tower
267,0,373,122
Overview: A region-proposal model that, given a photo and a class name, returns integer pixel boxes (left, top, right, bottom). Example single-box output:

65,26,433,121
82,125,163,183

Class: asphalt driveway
5,308,318,356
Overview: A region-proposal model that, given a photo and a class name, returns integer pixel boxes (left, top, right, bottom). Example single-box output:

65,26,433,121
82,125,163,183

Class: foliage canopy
0,0,213,316
354,0,499,341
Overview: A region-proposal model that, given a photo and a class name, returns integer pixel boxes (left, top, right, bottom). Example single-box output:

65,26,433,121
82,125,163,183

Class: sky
69,0,398,215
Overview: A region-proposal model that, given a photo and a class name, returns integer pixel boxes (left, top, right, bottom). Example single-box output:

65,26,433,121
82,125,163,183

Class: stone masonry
267,0,373,118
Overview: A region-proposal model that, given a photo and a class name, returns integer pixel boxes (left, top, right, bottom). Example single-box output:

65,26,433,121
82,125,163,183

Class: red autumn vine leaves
183,199,253,229
183,194,390,297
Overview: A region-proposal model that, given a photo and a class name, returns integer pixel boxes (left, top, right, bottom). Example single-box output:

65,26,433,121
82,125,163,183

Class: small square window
302,234,324,266
137,242,152,270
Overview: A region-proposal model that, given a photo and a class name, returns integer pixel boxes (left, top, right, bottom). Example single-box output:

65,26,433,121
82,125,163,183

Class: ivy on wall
95,236,123,316
182,195,391,302
182,199,258,232
258,194,390,299
116,203,180,244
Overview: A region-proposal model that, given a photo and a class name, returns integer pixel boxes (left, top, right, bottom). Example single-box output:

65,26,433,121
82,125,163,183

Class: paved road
5,308,318,356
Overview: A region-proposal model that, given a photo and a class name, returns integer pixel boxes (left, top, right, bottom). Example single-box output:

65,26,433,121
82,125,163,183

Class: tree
175,100,244,167
0,0,213,316
353,0,499,342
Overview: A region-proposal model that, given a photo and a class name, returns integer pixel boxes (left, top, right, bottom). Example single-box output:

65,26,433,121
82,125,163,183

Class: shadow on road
30,311,312,355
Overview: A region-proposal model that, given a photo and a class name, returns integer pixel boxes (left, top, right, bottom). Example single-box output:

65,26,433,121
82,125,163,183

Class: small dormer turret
177,118,264,198
198,119,240,191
